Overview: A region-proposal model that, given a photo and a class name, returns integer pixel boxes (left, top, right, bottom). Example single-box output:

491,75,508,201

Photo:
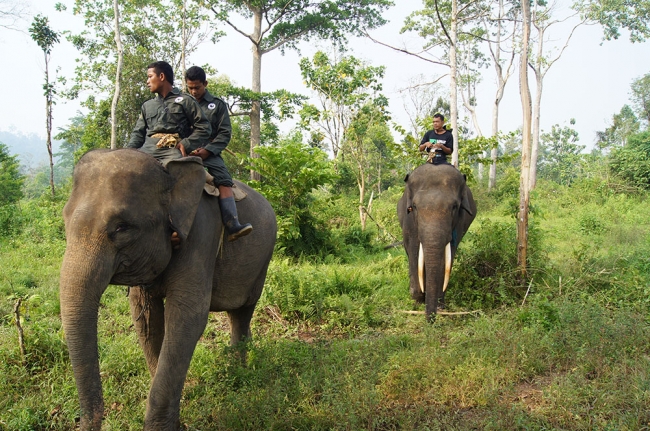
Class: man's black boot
220,196,253,241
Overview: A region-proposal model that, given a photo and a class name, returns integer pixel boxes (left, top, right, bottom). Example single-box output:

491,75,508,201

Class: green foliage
595,104,640,150
206,0,394,53
29,14,59,54
538,120,586,185
448,218,546,310
631,72,650,123
0,143,24,207
249,134,338,256
610,130,650,188
577,0,650,43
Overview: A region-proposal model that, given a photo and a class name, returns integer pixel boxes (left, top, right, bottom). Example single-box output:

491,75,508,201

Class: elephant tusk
418,242,425,293
443,242,451,292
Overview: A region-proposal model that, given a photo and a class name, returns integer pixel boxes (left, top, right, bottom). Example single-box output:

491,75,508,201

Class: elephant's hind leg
227,303,255,345
129,286,165,378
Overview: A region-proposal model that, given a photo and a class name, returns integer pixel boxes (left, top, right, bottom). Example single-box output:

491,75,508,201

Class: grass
1,179,650,430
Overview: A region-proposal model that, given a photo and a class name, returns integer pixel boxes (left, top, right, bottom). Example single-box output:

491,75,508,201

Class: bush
609,130,650,188
447,218,546,310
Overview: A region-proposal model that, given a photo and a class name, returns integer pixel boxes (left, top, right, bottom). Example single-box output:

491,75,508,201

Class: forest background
2,0,650,429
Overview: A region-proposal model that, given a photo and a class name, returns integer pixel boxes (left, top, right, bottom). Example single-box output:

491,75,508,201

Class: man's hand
171,231,181,250
190,147,211,160
177,142,187,157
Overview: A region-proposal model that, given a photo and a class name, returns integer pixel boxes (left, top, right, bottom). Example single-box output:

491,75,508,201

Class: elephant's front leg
129,286,165,378
143,276,212,431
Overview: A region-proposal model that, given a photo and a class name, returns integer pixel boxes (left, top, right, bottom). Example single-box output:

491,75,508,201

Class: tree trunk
110,0,123,150
450,0,459,168
45,52,55,197
180,0,187,92
250,7,262,181
529,21,545,190
517,0,532,284
358,172,366,230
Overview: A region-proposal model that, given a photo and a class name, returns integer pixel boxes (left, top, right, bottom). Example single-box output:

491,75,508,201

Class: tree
59,0,210,150
577,0,650,43
204,0,393,180
0,142,23,206
517,0,533,283
596,105,640,151
485,0,517,190
631,72,650,124
110,0,123,150
299,51,387,159
343,103,392,230
610,130,650,188
528,0,585,189
0,0,28,31
249,134,337,256
29,14,60,198
401,0,490,168
538,119,584,185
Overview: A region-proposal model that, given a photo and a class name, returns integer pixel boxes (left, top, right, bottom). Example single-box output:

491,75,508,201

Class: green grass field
1,180,650,430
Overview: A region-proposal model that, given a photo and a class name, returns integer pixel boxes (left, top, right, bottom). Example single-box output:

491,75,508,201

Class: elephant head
59,149,206,430
397,163,476,321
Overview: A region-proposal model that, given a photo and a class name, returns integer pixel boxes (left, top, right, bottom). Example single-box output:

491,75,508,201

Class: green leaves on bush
610,130,650,189
249,136,338,256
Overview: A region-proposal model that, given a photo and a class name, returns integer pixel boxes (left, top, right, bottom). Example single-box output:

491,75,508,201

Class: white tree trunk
180,0,187,91
518,0,532,282
450,0,459,168
250,7,262,181
110,0,123,150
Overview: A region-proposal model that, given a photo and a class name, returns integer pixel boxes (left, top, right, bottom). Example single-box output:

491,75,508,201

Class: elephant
59,149,277,430
397,163,476,321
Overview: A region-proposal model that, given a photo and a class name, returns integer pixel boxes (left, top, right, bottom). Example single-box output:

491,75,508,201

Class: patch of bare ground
505,374,555,412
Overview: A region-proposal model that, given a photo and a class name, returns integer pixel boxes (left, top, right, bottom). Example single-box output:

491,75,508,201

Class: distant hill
0,130,62,169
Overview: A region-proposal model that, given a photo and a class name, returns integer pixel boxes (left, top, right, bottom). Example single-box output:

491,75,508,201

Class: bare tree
0,0,28,31
110,0,123,150
517,0,532,283
528,0,585,188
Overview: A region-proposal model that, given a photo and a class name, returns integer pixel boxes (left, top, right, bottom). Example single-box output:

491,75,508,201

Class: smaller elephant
397,163,476,320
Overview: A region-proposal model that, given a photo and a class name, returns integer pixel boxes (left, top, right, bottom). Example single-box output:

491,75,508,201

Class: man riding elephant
184,65,252,242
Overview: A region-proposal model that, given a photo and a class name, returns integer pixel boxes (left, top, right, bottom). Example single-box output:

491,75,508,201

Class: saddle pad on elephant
203,172,247,202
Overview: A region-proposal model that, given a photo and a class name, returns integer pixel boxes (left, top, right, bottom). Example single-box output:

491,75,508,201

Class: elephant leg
143,281,211,431
227,303,255,345
129,286,165,378
227,304,255,365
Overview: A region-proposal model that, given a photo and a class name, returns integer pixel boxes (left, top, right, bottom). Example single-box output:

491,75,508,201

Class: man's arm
180,99,211,154
126,108,147,149
204,101,231,157
419,132,431,152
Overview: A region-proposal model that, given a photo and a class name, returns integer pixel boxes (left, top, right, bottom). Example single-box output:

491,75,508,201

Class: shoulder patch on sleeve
208,103,216,110
174,96,183,103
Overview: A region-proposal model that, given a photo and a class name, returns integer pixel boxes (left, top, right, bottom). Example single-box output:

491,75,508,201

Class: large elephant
59,149,277,430
397,163,476,320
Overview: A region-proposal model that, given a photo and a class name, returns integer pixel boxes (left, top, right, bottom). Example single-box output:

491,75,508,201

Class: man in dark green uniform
184,65,252,242
127,61,211,165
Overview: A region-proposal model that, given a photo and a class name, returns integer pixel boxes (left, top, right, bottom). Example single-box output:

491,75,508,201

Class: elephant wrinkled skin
397,163,476,320
59,149,277,430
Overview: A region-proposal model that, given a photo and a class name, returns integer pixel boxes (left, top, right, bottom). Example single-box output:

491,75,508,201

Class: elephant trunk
60,246,113,431
419,242,448,320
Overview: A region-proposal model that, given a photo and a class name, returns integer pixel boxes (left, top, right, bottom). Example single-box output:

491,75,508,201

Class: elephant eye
115,223,130,233
109,222,132,241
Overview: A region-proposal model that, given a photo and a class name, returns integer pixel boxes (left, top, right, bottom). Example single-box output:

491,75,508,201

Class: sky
2,0,650,158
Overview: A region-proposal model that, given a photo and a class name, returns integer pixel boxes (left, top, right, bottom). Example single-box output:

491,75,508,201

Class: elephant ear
165,157,206,241
460,184,474,216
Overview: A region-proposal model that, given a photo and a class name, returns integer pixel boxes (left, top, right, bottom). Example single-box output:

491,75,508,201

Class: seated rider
184,66,252,242
126,60,210,165
418,113,453,165
126,60,211,248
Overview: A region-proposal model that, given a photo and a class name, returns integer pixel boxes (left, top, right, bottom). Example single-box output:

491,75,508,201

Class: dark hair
433,113,445,122
147,61,174,84
185,66,207,83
